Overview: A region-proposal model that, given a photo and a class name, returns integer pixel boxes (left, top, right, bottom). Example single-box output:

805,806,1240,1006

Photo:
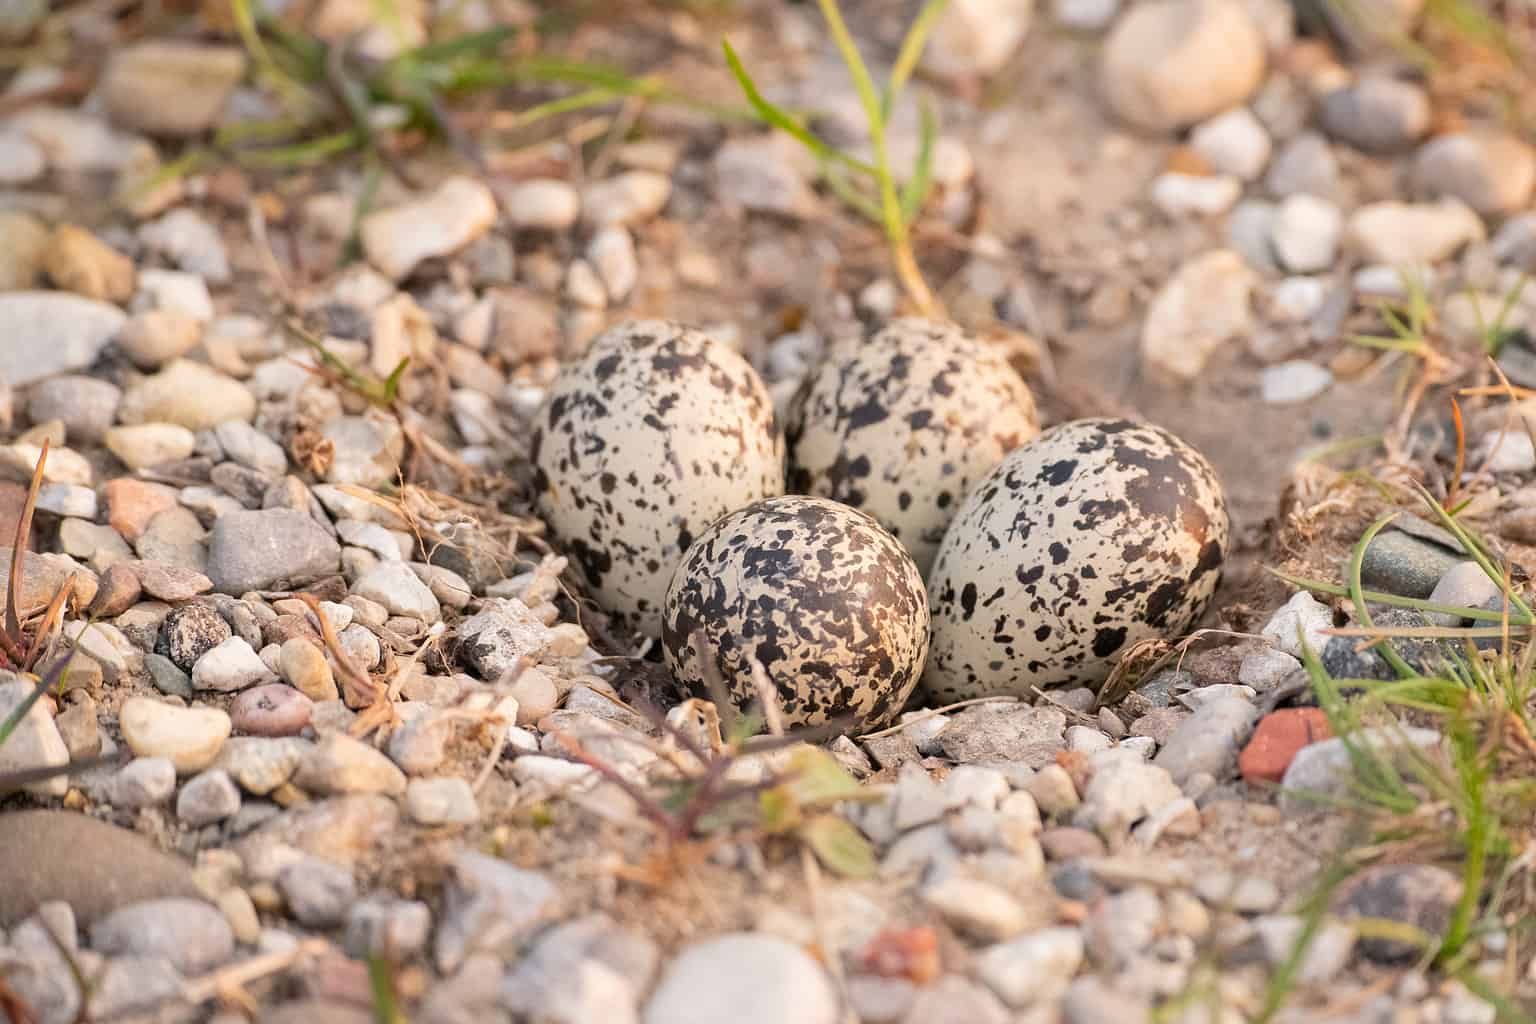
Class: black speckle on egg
663,496,929,730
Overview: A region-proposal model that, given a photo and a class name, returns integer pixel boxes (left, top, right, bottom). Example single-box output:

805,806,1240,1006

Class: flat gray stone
0,811,200,926
207,508,342,594
0,292,126,386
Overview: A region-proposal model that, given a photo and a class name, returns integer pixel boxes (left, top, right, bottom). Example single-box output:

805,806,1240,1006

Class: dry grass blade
296,592,378,707
6,438,46,644
0,976,38,1024
21,578,73,672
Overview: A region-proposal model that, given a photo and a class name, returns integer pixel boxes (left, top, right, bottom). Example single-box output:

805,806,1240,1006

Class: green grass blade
235,130,362,168
1266,568,1534,626
899,96,936,227
721,39,873,175
1350,513,1427,680
885,0,950,118
1410,482,1535,621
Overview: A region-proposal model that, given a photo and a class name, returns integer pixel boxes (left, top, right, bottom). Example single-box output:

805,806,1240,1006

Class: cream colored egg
531,320,785,638
787,318,1039,575
923,418,1229,701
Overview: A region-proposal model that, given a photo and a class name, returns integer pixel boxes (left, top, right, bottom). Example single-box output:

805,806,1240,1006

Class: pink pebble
230,684,313,737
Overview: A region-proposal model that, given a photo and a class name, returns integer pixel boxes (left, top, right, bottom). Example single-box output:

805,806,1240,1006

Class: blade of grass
1410,481,1535,621
884,0,949,117
1267,569,1534,626
1350,513,1425,679
721,39,875,175
898,96,936,228
5,438,46,650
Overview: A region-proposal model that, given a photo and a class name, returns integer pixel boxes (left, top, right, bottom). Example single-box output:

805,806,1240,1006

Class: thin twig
181,939,331,1005
856,695,1019,739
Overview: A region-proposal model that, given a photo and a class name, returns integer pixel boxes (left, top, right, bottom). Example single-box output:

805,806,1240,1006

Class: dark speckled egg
531,320,785,639
787,318,1039,576
923,418,1229,702
663,495,929,730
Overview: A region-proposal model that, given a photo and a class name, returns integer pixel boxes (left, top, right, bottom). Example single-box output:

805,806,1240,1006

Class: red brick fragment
1239,708,1332,785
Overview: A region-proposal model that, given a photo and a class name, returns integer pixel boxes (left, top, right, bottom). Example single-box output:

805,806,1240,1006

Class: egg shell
923,418,1229,701
787,318,1039,575
663,495,929,730
531,320,785,638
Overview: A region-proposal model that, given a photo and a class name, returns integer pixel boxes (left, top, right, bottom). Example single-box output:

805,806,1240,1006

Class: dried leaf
799,812,876,878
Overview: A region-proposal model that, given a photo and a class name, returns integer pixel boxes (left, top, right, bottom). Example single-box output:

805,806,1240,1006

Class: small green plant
723,0,949,316
549,634,878,882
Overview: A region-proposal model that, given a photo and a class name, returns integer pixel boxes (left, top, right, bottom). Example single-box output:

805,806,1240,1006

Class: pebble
0,130,44,185
177,769,242,825
280,638,338,702
1492,214,1536,271
0,810,201,925
29,376,120,446
0,292,127,387
100,41,246,136
1334,863,1460,962
214,420,289,477
643,933,837,1024
321,413,404,487
1141,249,1256,380
1260,360,1332,404
1426,562,1502,626
212,736,309,795
902,975,1010,1024
90,898,234,974
352,559,440,621
1361,528,1463,599
1150,172,1242,216
1155,696,1259,786
278,858,357,928
1251,914,1355,983
1411,130,1536,217
1261,591,1334,659
1346,199,1484,265
1268,276,1326,323
361,176,497,280
295,732,407,796
1280,725,1441,811
139,207,231,283
505,178,581,231
193,636,278,692
922,877,1029,940
1099,0,1266,133
0,677,70,796
116,311,204,370
0,211,48,290
44,224,136,303
1271,193,1341,273
1226,199,1279,273
230,684,313,737
159,601,233,670
582,170,672,227
129,561,212,602
1194,870,1280,912
406,777,481,826
143,651,193,699
1236,646,1301,691
920,0,1034,78
107,756,177,807
457,599,553,680
588,225,639,303
937,704,1066,767
118,359,256,431
119,696,231,773
435,850,557,972
207,508,342,594
1265,132,1339,199
135,269,215,321
974,927,1085,1008
55,695,101,760
713,135,818,218
1190,107,1270,180
1027,764,1081,816
1075,749,1184,837
1318,76,1430,152
345,899,433,960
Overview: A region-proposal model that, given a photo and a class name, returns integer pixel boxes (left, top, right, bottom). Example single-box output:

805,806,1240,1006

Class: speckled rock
157,601,232,671
665,496,928,730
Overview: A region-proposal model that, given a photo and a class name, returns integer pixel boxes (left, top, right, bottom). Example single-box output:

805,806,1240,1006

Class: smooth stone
1074,749,1184,837
321,413,405,488
1271,193,1341,273
118,695,231,773
89,898,234,974
351,559,440,621
106,756,177,807
1424,562,1502,627
278,858,357,928
135,268,213,321
43,224,135,303
1261,591,1334,658
100,41,245,137
192,636,277,692
127,560,212,602
0,811,200,926
1153,695,1259,784
1099,0,1265,133
294,732,406,796
118,360,255,432
213,420,288,477
177,769,241,825
974,927,1085,1008
0,677,70,796
505,178,580,231
116,311,203,370
1318,77,1430,152
1189,107,1270,181
1346,199,1484,266
140,207,231,283
405,776,481,826
27,375,121,445
0,292,127,387
1150,172,1242,216
361,176,498,281
642,933,837,1024
212,736,311,795
1360,529,1463,599
1265,132,1339,199
1260,360,1332,404
0,211,48,290
712,135,819,219
1251,914,1355,984
207,508,342,594
1280,726,1441,811
435,850,557,973
580,171,672,228
919,0,1034,79
1411,131,1536,216
1141,249,1256,380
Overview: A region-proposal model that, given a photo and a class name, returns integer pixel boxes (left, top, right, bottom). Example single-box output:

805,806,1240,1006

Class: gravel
642,933,837,1024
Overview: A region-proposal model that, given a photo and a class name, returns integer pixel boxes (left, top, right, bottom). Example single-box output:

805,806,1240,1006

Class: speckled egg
786,318,1039,576
663,496,929,730
923,418,1229,701
531,320,785,638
